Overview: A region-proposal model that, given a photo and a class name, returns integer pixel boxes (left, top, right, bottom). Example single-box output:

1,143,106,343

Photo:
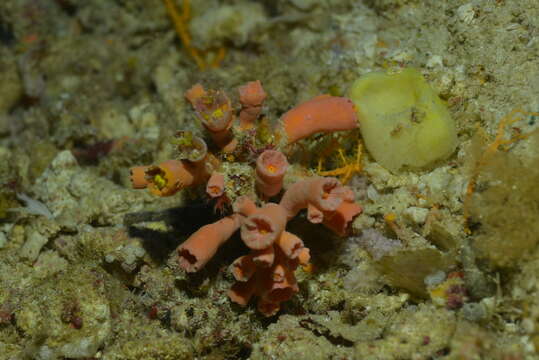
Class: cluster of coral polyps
129,81,362,316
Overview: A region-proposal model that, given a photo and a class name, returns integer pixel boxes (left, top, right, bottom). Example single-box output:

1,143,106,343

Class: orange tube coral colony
228,277,257,306
238,80,267,130
233,196,257,217
275,231,305,259
185,83,206,104
185,84,236,151
241,203,288,250
322,201,362,236
258,250,300,316
281,95,358,144
176,214,242,272
307,203,323,224
228,246,302,316
279,177,344,220
231,255,257,282
252,246,275,267
145,159,208,197
206,171,225,198
173,131,208,163
129,165,150,189
255,150,289,198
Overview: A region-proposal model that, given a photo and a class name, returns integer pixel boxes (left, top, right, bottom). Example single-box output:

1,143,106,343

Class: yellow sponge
348,69,457,172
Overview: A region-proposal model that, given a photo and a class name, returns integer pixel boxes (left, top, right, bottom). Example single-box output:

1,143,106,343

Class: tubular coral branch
258,250,300,316
229,245,301,316
306,203,324,223
228,277,256,306
185,84,237,151
176,214,242,272
231,255,256,282
322,201,362,236
255,150,289,198
185,83,206,105
129,165,150,189
238,80,267,130
275,231,305,259
233,196,258,217
206,171,225,198
252,246,275,267
241,203,288,250
172,131,208,163
144,159,209,197
279,177,344,220
281,95,358,144
297,247,311,266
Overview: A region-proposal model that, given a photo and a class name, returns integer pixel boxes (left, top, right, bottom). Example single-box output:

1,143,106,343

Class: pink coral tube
185,84,237,152
241,203,287,250
129,165,150,189
255,150,289,198
228,277,256,306
231,255,256,282
281,95,358,144
275,231,305,259
238,80,267,130
233,196,257,217
322,201,362,236
206,171,225,198
176,215,242,272
279,177,344,220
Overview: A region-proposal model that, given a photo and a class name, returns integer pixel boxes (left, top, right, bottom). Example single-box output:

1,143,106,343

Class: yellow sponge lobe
348,68,457,172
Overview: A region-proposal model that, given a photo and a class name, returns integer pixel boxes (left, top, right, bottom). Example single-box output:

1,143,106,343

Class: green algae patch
349,68,457,172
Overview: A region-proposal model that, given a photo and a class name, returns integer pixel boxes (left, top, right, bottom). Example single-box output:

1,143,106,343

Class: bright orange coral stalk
144,159,209,197
206,171,225,198
275,231,305,260
228,245,301,316
231,255,257,282
238,80,267,130
279,177,344,220
185,84,237,151
233,196,257,217
255,150,288,198
129,165,150,189
241,203,288,250
322,201,362,236
228,276,257,306
281,95,358,144
176,214,242,272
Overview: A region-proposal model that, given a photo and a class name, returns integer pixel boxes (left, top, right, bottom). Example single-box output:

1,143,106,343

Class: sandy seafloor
1,0,539,359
